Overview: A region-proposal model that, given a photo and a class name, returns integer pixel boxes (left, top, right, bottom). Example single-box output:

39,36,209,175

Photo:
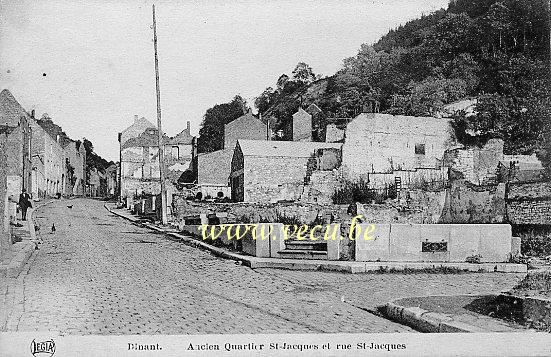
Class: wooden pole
152,4,168,224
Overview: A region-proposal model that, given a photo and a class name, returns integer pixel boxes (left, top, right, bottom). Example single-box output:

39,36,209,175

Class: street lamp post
152,4,168,224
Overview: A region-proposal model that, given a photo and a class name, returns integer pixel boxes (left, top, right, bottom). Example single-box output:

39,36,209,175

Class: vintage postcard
1,0,550,356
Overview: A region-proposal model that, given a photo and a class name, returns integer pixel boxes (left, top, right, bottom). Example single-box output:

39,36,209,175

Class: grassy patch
510,271,551,298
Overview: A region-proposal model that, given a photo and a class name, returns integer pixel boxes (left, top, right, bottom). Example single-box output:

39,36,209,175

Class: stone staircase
278,239,328,260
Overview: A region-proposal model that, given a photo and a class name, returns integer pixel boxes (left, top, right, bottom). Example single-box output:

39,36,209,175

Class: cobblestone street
0,199,525,335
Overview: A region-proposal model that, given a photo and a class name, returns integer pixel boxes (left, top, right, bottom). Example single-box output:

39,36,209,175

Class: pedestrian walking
18,188,32,221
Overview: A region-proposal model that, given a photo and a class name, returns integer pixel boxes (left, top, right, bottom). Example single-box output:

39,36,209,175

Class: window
172,146,179,159
415,143,425,155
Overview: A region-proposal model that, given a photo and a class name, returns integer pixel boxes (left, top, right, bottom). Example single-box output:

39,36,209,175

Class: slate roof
0,89,29,126
237,139,341,158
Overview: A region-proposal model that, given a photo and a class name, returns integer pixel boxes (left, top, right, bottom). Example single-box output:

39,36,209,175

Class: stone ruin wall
507,181,551,225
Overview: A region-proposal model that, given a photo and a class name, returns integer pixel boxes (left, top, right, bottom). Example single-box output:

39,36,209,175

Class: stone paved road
0,199,525,335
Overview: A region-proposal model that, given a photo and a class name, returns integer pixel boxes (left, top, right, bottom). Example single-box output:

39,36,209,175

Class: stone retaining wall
355,223,513,263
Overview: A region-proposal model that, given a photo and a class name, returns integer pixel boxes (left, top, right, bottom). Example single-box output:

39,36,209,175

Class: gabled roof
0,89,29,126
226,111,266,128
306,103,322,115
293,107,311,119
237,139,341,158
121,127,170,150
169,128,194,145
120,116,156,145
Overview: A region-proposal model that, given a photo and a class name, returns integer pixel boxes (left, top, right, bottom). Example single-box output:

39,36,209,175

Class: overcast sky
0,0,449,160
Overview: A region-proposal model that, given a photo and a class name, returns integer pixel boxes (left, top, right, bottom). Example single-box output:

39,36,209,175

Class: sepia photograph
0,0,550,356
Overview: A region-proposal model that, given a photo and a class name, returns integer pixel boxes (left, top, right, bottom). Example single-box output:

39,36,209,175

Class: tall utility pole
152,4,168,224
548,0,551,74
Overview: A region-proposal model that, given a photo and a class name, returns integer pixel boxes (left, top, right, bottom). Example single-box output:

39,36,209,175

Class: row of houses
118,98,545,209
0,89,87,203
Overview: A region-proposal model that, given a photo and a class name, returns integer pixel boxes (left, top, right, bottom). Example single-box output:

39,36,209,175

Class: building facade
197,111,268,197
230,139,342,203
120,122,194,200
105,163,118,196
0,90,33,199
62,139,86,196
292,108,313,142
29,119,65,197
341,113,455,178
224,111,268,150
0,131,8,257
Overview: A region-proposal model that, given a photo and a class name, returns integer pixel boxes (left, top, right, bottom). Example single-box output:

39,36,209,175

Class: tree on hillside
254,87,276,113
292,62,317,84
197,95,248,153
276,74,289,90
83,138,110,172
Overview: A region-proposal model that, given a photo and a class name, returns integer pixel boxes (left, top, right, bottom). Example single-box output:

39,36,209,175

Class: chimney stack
56,134,60,142
134,115,139,122
186,121,190,134
31,109,35,118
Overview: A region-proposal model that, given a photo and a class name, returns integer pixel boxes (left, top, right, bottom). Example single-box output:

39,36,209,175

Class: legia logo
30,339,56,357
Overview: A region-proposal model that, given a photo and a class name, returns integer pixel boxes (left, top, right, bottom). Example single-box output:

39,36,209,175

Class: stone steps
277,249,328,260
284,240,327,251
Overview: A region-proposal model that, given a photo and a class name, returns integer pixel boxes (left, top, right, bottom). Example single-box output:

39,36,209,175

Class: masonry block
241,224,274,258
355,224,390,262
389,224,422,261
326,223,341,261
477,224,512,262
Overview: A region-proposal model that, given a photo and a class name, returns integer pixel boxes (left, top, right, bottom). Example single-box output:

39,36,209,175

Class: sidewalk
0,200,53,278
383,294,535,333
105,203,528,274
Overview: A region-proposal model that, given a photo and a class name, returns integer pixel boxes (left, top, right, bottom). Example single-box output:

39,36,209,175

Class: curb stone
104,204,529,274
384,301,486,333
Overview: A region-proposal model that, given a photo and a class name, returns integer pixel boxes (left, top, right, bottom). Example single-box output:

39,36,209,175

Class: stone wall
197,149,233,187
507,181,551,225
440,181,506,223
6,121,32,195
171,194,447,226
342,113,454,177
325,124,345,143
362,167,447,189
303,171,339,204
243,156,308,203
444,138,503,185
355,223,513,263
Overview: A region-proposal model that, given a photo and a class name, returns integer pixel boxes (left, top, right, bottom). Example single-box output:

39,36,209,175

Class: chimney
31,109,35,118
56,134,60,142
134,115,138,122
186,121,190,134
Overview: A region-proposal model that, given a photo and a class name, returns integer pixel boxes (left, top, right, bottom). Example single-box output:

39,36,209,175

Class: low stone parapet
356,223,514,263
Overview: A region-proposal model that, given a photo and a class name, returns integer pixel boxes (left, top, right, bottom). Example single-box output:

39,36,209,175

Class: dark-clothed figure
18,189,32,221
